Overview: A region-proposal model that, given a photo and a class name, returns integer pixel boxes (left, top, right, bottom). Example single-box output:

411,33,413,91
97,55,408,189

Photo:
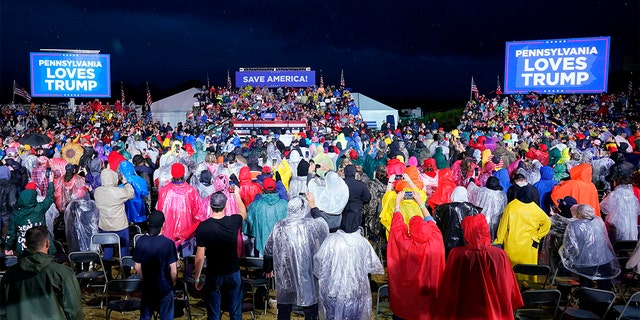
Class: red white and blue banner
233,121,307,135
504,36,610,94
235,70,315,88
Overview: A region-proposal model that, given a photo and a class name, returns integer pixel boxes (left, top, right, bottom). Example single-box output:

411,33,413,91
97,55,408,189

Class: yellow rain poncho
380,189,426,239
495,185,551,268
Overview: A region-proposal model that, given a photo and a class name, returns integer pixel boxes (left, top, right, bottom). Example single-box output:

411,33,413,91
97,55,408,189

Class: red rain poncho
156,181,201,247
435,214,523,319
387,212,445,320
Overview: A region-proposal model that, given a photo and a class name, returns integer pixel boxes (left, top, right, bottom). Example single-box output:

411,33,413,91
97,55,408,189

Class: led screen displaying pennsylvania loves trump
504,37,610,94
30,52,111,98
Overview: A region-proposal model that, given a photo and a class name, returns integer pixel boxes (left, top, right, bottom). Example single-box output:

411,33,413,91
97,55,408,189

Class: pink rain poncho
156,179,201,247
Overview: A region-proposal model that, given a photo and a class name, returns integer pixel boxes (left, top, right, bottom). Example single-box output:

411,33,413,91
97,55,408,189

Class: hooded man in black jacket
340,165,371,233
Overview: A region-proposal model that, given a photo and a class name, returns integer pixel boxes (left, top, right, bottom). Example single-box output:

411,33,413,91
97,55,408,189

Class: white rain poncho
601,184,640,242
468,184,508,241
263,197,329,306
560,217,620,280
64,199,99,252
307,171,348,216
288,175,308,200
313,230,384,320
41,195,59,238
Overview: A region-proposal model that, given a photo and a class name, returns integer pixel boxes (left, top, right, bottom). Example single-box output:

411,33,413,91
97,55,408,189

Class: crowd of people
0,83,639,319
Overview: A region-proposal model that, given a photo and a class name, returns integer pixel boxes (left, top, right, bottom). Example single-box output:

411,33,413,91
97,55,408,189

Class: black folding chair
515,289,561,320
559,287,616,320
104,278,142,320
376,284,393,320
514,264,552,290
612,290,640,320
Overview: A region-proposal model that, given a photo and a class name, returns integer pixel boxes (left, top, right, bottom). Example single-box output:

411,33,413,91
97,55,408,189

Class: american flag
145,83,152,108
13,81,31,102
629,80,633,96
471,77,479,99
120,82,126,104
227,70,232,90
340,69,345,88
496,76,502,95
320,69,324,87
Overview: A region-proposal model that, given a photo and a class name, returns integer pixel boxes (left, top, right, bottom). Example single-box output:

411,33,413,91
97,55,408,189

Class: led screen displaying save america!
30,52,111,97
504,37,610,94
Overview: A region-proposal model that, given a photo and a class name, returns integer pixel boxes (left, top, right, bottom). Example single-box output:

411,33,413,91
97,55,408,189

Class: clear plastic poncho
308,171,348,215
468,184,508,241
263,197,329,306
190,163,215,199
313,230,384,320
601,184,640,242
64,199,99,252
40,195,59,237
559,217,620,280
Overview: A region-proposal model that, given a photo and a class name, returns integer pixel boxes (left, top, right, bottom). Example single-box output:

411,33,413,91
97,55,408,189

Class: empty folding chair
104,278,143,320
515,289,561,320
559,287,616,320
612,291,640,320
513,264,552,290
376,284,393,320
91,233,124,279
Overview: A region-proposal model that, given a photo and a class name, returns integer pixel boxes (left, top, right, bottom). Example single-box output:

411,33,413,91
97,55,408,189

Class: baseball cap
148,210,165,236
209,191,227,211
263,177,277,191
558,196,578,210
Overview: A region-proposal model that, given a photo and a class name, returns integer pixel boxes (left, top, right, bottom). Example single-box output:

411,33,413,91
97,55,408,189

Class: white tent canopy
151,88,201,125
351,92,398,130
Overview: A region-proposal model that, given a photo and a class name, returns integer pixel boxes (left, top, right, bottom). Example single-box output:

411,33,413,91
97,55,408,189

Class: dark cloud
1,0,638,108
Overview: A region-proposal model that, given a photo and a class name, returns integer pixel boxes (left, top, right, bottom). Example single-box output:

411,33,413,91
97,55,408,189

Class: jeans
203,270,242,320
277,303,318,320
99,228,129,260
140,290,174,320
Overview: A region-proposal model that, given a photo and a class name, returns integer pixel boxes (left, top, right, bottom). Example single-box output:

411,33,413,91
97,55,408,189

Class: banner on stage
30,52,111,98
236,70,315,88
504,36,610,94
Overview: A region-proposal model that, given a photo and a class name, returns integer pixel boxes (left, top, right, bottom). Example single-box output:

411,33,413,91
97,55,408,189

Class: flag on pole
629,80,633,96
145,82,152,108
319,69,324,87
13,81,31,102
120,82,126,104
227,70,232,90
207,72,210,88
340,69,345,89
496,75,502,95
470,77,479,99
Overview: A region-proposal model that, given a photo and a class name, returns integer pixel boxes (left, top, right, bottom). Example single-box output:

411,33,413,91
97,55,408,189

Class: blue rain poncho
119,160,149,223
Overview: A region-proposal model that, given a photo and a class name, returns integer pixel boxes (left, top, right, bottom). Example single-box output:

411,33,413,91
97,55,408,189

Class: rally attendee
434,186,482,256
156,163,201,249
601,174,640,242
495,185,551,267
0,226,83,320
551,163,601,216
387,190,445,320
194,191,246,320
313,210,383,320
244,177,287,256
435,214,523,319
94,168,134,259
263,195,329,320
560,204,620,290
134,211,178,320
5,177,55,256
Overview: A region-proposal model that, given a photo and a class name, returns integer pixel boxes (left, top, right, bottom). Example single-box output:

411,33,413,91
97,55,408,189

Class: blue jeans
140,290,174,320
99,228,129,260
203,270,242,320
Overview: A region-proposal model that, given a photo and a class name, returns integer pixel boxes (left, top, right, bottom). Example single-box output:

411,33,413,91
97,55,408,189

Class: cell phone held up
404,191,413,200
228,185,235,193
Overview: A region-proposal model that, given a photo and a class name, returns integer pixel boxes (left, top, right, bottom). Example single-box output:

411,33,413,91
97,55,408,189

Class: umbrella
18,133,51,146
61,143,83,165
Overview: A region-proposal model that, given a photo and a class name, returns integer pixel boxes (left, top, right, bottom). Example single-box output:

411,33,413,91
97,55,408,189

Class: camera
395,175,403,181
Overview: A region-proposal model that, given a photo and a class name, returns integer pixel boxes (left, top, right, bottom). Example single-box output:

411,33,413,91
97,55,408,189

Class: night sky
1,0,638,110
